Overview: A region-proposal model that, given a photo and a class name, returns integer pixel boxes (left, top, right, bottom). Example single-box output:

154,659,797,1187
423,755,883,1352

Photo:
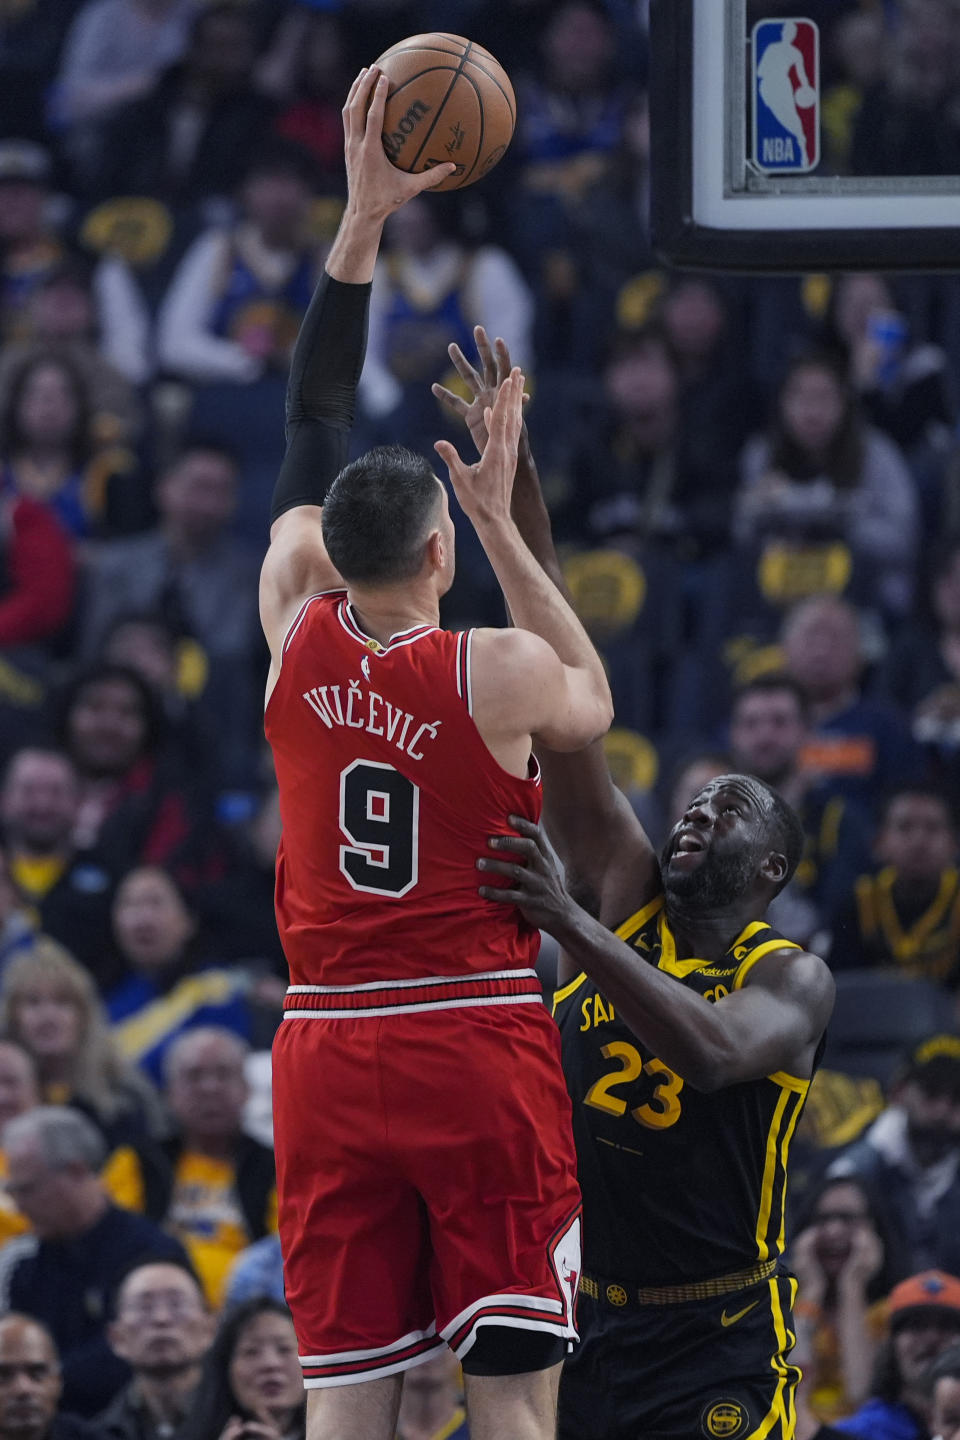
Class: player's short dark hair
731,673,810,725
757,780,805,895
322,445,442,586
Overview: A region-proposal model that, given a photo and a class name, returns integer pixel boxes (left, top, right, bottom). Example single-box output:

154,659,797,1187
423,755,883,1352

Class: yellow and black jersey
837,865,960,985
554,896,816,1289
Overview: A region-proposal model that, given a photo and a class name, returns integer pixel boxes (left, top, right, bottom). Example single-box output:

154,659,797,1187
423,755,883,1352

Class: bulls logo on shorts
752,18,820,173
700,1398,748,1438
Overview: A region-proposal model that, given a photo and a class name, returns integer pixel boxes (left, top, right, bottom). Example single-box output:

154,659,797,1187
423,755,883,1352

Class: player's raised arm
479,817,835,1091
259,67,455,664
434,371,614,753
434,329,659,926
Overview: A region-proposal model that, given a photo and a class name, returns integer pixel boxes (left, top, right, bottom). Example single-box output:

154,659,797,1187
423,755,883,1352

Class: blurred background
0,2,957,1438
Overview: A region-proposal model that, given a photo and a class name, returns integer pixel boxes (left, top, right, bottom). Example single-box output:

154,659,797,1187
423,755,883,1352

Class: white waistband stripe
286,969,537,994
284,993,543,1020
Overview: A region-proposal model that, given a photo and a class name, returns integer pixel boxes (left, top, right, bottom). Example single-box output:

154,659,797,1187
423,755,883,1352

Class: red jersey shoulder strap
454,630,474,716
280,588,346,657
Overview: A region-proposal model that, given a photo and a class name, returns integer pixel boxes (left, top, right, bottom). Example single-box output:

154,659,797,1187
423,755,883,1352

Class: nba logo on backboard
752,19,820,173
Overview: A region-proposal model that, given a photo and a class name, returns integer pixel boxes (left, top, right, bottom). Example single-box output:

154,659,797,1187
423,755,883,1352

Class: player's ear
425,527,444,573
760,850,788,886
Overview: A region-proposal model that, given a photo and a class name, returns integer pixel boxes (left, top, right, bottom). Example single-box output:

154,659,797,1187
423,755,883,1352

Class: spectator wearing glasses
98,1259,213,1440
0,1106,188,1416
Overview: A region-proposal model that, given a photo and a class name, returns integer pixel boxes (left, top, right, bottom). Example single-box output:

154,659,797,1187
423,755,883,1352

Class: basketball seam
457,53,516,124
455,69,485,186
407,40,474,175
382,45,515,124
382,44,518,123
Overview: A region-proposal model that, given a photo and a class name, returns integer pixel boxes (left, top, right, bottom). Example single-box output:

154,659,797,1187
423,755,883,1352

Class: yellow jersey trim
755,1088,791,1263
614,895,664,943
732,938,802,990
553,893,665,1011
768,1069,810,1094
736,920,771,946
775,1096,805,1257
552,972,589,1012
658,915,712,977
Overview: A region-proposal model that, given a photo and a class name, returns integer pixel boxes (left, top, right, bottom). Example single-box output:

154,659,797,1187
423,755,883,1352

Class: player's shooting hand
432,326,528,457
478,815,576,934
342,67,457,224
434,367,525,527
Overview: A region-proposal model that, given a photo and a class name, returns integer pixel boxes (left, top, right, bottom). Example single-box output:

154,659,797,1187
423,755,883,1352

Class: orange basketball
373,33,516,191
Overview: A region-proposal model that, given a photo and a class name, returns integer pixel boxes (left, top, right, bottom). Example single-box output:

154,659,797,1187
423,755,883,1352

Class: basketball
373,33,516,191
794,85,817,109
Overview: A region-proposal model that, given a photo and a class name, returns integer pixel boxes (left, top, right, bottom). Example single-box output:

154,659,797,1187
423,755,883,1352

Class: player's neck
346,582,441,647
664,900,764,963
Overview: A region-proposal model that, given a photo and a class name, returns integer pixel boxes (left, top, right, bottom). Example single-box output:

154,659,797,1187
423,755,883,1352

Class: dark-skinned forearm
505,431,628,888
550,901,735,1091
510,434,568,594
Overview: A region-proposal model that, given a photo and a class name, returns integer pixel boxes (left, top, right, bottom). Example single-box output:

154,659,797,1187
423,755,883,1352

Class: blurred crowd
0,0,958,1436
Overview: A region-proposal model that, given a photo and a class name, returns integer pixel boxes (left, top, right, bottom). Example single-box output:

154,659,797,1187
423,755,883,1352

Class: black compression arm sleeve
269,271,372,524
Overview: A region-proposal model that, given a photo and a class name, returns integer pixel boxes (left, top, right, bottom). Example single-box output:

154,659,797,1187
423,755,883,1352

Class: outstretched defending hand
478,815,577,935
432,325,528,457
342,66,456,224
434,367,525,527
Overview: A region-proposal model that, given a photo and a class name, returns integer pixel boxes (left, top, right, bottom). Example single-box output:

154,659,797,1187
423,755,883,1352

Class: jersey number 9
339,760,419,896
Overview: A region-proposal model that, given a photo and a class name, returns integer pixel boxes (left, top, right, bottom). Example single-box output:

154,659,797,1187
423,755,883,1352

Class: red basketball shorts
272,977,582,1388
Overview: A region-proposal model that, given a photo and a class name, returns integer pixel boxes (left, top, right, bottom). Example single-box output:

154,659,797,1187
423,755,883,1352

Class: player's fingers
343,66,369,117
494,336,513,385
476,857,528,879
507,814,542,840
431,383,469,417
507,372,525,442
346,66,377,131
474,326,497,385
509,369,526,421
489,834,538,857
433,438,465,477
447,342,483,392
412,162,458,193
507,814,538,832
479,885,524,904
363,70,389,137
486,375,515,439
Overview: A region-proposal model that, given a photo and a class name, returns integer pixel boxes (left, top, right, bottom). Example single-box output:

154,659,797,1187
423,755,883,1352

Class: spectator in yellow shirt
157,1029,277,1309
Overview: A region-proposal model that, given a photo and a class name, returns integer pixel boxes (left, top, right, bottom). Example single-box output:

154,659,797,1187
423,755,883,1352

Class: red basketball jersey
265,590,543,988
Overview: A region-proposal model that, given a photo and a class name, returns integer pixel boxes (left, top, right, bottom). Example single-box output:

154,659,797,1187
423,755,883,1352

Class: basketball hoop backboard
650,0,960,271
